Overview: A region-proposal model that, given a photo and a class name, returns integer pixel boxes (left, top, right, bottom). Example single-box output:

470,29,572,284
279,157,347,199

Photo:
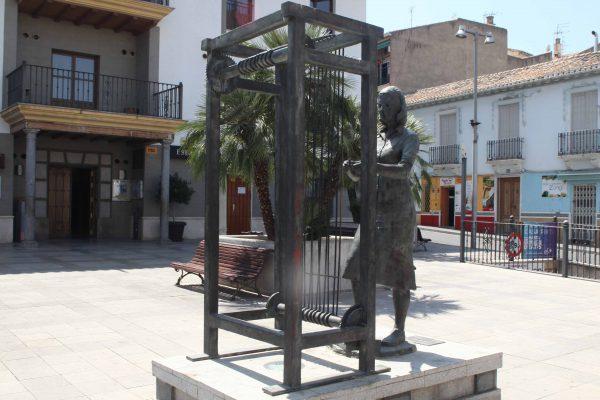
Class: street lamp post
455,25,495,248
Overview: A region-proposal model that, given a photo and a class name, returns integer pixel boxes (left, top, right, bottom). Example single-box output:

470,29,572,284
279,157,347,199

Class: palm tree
180,26,351,241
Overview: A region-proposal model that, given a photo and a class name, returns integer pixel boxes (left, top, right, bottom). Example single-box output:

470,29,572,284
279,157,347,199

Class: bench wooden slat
171,241,272,294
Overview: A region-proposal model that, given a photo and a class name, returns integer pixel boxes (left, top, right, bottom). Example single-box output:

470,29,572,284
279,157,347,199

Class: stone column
160,139,172,243
23,128,39,245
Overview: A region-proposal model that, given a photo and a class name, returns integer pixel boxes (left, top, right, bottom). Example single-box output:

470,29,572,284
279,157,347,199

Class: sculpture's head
377,86,407,130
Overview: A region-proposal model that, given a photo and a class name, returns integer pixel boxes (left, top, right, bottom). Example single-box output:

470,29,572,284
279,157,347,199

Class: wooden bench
171,241,272,296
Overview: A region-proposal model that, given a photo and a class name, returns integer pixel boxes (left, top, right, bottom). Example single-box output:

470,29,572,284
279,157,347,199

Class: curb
419,225,461,236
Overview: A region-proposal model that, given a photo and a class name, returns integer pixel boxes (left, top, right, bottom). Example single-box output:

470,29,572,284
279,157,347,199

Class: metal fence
429,144,461,165
461,219,600,280
487,137,523,161
143,0,170,5
6,63,182,119
558,129,600,156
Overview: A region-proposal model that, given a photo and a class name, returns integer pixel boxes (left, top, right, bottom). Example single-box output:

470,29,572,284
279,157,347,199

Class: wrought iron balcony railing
226,0,254,30
143,0,170,5
487,137,524,161
558,129,600,156
429,144,461,165
6,63,182,119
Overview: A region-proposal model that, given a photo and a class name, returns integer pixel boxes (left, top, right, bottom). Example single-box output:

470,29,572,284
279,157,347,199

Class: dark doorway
448,187,455,227
71,168,96,238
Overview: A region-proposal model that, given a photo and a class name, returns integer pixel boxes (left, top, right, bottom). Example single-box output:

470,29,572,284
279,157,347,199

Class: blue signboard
523,223,557,259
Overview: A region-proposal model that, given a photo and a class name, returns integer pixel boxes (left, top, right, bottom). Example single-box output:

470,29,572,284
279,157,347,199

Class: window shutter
571,90,598,131
439,113,457,146
498,103,519,139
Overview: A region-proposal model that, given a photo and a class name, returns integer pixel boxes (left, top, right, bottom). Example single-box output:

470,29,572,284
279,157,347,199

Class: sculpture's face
377,91,402,130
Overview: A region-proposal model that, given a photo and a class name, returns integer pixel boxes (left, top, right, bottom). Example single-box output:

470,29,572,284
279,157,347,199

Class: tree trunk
253,160,275,240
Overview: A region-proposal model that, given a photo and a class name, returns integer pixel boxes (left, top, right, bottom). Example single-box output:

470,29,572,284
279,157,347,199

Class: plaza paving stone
1,237,600,399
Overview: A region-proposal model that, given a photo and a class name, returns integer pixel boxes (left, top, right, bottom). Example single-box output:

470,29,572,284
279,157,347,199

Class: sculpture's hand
344,160,361,182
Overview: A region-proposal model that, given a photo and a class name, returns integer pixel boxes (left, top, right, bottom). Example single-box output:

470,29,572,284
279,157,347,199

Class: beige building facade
378,17,551,93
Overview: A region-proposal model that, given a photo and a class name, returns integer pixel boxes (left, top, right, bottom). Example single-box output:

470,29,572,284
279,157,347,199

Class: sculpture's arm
377,134,419,179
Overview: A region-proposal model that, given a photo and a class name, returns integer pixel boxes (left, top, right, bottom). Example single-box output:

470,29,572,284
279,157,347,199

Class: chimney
486,15,495,25
593,31,599,52
554,37,562,58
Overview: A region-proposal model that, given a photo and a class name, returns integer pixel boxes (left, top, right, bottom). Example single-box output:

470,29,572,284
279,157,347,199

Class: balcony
558,130,600,169
2,63,183,141
486,137,524,174
558,129,600,169
226,0,254,30
18,0,173,35
429,144,461,176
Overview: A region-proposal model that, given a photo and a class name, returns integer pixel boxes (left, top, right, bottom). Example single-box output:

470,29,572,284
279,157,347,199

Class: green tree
180,26,351,240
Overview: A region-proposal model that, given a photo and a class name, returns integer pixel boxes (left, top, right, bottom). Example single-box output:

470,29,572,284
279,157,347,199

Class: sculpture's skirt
342,214,416,291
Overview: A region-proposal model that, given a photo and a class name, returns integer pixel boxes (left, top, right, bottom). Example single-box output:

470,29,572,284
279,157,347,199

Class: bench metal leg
176,270,190,286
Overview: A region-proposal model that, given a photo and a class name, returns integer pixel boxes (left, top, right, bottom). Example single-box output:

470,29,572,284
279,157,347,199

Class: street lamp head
484,32,495,44
455,25,467,39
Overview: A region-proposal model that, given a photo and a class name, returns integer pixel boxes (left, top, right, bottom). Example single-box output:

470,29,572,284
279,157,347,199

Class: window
439,112,457,146
226,0,254,30
310,0,333,12
378,61,390,85
51,51,97,107
498,102,519,139
571,89,598,131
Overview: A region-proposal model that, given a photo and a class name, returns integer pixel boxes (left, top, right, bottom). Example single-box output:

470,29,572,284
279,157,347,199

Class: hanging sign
523,223,558,259
170,145,190,160
146,146,159,155
440,177,455,186
541,175,567,198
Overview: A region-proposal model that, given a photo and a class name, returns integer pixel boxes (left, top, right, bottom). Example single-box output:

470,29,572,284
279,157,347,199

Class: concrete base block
153,340,502,400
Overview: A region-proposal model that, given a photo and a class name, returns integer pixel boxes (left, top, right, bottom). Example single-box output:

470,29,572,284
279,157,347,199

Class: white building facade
0,0,366,243
407,52,600,229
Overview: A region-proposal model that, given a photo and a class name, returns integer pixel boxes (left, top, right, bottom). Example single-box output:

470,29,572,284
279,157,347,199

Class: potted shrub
158,173,195,242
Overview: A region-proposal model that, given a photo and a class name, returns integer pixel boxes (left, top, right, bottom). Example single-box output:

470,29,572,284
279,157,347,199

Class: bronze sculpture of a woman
343,85,419,355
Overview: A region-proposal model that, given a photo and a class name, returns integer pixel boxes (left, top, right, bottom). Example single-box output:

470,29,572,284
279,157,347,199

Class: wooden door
48,167,72,238
226,177,251,235
498,177,520,221
440,187,449,226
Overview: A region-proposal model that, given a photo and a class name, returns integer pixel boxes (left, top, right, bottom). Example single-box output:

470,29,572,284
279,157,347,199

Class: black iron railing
142,0,170,5
429,144,461,165
487,137,523,161
558,129,600,156
226,0,254,30
462,219,600,280
6,63,182,119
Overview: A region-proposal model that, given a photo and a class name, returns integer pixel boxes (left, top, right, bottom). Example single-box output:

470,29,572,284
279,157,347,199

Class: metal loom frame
193,2,385,394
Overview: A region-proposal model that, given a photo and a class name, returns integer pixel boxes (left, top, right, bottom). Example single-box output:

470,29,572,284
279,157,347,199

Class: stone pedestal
152,340,502,400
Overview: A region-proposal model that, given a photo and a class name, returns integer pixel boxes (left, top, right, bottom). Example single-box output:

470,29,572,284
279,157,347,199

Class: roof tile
406,52,600,108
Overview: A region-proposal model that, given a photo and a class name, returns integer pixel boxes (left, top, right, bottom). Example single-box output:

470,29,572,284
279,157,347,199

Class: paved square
1,235,600,399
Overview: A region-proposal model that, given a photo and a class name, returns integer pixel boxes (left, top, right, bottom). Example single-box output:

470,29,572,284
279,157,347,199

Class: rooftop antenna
554,23,569,54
